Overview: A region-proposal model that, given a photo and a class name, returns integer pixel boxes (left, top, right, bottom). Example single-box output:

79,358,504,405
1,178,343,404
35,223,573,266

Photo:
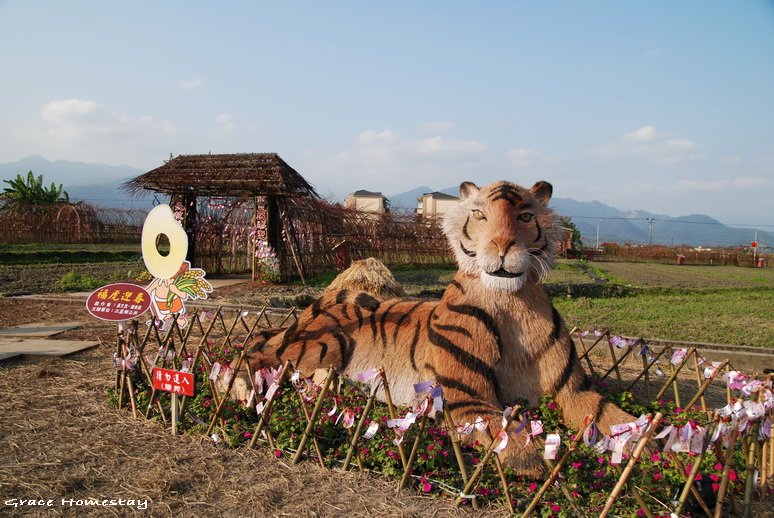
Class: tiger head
442,180,558,291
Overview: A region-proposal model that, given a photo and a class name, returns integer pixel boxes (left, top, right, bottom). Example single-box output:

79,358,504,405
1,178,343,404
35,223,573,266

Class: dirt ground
0,286,771,517
0,292,484,518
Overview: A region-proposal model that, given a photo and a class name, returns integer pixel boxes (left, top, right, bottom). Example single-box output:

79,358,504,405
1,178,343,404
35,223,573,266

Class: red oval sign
86,283,151,321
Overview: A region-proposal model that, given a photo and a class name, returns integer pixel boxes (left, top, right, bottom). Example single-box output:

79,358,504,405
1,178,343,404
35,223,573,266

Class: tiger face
442,180,557,291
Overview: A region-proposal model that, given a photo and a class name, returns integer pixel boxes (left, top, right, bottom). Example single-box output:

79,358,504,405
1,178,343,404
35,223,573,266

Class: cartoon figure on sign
141,205,212,329
145,260,211,329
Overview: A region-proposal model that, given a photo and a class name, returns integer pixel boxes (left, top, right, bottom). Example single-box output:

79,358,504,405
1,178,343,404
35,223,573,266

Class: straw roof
123,153,320,198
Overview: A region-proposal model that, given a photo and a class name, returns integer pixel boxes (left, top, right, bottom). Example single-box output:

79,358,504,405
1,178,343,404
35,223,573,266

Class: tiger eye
518,212,533,222
471,209,486,221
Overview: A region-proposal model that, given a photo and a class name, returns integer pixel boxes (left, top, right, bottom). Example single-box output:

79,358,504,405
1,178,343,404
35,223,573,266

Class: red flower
528,482,538,492
653,472,663,482
274,449,282,458
572,461,582,469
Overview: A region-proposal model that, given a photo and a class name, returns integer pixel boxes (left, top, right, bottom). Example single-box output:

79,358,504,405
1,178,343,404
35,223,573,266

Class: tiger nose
491,238,515,258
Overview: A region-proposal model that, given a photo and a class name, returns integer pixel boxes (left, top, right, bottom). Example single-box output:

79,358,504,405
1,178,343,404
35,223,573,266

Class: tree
1,171,69,206
559,216,583,256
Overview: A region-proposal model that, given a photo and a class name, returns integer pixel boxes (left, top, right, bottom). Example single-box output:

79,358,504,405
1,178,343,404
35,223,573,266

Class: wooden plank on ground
0,338,98,360
0,322,84,338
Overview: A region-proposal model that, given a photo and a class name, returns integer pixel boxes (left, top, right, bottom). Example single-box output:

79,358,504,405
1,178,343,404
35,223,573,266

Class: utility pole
596,219,604,250
647,218,655,246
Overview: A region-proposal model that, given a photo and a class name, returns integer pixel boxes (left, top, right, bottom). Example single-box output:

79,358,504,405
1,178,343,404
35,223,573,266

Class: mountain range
387,186,770,249
0,156,769,248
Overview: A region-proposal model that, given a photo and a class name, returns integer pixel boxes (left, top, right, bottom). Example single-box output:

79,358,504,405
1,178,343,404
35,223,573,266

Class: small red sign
752,241,758,248
86,283,151,321
152,367,195,397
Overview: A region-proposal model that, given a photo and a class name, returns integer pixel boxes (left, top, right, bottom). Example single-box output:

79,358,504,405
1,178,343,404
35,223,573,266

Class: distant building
344,190,389,215
416,192,459,220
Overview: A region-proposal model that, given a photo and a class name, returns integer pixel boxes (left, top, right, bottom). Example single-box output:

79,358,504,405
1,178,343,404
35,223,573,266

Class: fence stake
342,381,380,471
379,368,408,470
454,407,520,507
443,409,480,510
293,375,327,469
205,350,246,437
600,412,663,518
654,347,696,402
743,419,762,518
292,366,335,464
682,360,728,412
691,349,709,413
397,414,429,491
714,429,740,518
522,417,592,518
248,360,293,449
673,421,718,517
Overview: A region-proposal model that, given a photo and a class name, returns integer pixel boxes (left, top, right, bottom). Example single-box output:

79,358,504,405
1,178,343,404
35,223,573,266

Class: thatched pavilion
123,153,337,281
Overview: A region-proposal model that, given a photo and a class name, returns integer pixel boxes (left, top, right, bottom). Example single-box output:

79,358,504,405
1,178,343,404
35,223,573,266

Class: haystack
324,258,406,299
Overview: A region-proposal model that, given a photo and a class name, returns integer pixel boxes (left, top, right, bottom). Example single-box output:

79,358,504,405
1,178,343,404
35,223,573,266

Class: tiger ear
459,181,480,200
530,181,553,206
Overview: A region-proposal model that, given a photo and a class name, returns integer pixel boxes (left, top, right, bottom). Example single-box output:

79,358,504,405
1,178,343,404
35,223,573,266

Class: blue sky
1,1,773,225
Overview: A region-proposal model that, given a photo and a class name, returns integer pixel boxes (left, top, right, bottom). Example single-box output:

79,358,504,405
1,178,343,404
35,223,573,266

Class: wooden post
600,412,663,518
455,407,520,507
397,414,429,491
292,367,335,464
380,368,408,470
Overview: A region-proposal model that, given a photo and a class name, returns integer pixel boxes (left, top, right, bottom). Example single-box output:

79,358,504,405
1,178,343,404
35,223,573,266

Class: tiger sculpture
243,180,635,475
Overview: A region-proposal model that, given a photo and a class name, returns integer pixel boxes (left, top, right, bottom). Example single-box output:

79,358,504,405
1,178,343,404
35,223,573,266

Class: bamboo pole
682,360,728,412
654,347,696,401
294,378,327,469
454,407,520,507
691,350,709,413
292,366,335,464
379,368,408,470
714,429,740,518
599,412,663,518
605,335,624,391
577,329,609,362
743,419,762,518
672,422,717,517
443,409,480,510
248,360,293,449
626,346,670,393
483,429,514,514
397,414,429,491
205,350,246,437
342,383,379,471
521,418,593,518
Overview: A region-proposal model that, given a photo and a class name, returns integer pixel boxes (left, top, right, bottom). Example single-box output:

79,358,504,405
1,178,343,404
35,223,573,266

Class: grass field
0,250,771,347
555,262,773,347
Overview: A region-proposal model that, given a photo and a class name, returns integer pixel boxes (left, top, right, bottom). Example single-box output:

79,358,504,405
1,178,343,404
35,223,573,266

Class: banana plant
1,171,69,206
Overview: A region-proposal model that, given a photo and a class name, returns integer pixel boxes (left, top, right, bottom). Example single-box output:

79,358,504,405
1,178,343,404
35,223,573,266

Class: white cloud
358,129,399,144
180,77,205,92
624,125,659,142
416,136,486,155
420,121,454,134
215,113,235,134
506,148,540,168
14,99,182,167
314,129,492,197
590,125,707,164
732,176,770,189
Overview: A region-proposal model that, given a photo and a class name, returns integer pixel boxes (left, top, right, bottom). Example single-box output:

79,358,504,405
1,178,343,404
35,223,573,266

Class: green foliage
1,171,69,206
59,270,103,291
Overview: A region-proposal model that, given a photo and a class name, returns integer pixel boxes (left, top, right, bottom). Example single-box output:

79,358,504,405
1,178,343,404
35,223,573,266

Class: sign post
152,367,195,435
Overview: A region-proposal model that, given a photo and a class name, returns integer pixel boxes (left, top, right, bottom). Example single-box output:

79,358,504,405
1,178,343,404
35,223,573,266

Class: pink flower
651,453,661,462
598,457,606,464
653,472,662,482
572,461,582,469
551,504,561,513
714,462,723,471
594,470,605,479
710,473,720,482
528,482,538,492
547,401,557,410
636,509,645,517
274,449,282,458
422,483,432,493
712,483,720,493
243,432,252,439
729,470,738,482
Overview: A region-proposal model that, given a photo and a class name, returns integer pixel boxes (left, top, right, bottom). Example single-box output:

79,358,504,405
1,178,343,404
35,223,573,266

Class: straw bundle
324,258,406,299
